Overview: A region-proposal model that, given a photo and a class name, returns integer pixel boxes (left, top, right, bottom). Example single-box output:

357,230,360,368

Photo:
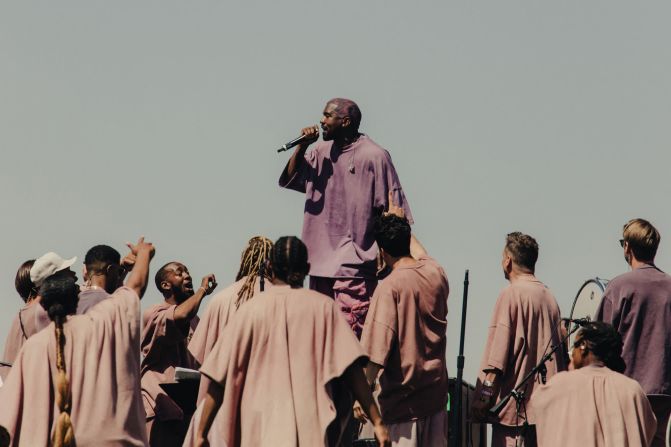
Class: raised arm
285,126,318,179
173,274,218,322
124,237,155,299
195,377,224,447
385,191,427,258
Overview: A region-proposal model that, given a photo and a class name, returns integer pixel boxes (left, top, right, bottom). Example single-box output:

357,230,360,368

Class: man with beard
279,98,413,337
596,218,671,447
471,232,567,447
141,262,217,446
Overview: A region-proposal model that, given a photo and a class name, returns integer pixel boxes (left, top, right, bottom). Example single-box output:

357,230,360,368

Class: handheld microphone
561,316,592,326
277,126,319,153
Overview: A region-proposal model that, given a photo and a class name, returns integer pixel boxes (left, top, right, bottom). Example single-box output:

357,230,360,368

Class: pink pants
309,277,377,338
387,410,448,447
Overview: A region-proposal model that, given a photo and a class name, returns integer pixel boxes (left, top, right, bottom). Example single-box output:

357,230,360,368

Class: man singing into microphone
279,98,412,337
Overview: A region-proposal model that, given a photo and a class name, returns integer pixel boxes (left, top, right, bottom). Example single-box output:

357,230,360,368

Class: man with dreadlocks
194,236,391,447
279,98,412,337
0,237,154,446
532,322,657,446
141,261,217,446
183,236,274,447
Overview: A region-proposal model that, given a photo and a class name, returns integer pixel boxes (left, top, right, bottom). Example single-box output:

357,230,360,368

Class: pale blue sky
1,1,670,382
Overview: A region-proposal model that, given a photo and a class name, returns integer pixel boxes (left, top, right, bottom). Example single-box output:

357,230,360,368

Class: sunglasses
619,239,626,248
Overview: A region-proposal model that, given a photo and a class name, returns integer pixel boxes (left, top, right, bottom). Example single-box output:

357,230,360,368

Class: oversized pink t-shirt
360,256,449,423
279,135,413,279
140,302,199,422
531,365,657,446
0,287,147,446
474,276,567,426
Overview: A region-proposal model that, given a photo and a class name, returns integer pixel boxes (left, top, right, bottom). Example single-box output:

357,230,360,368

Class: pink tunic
140,302,199,423
474,276,567,426
199,285,367,446
0,287,147,446
531,365,657,446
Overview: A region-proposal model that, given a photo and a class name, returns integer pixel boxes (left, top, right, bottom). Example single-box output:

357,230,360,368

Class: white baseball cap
30,252,77,286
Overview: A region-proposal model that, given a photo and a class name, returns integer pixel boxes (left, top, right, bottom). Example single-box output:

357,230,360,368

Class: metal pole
450,269,469,447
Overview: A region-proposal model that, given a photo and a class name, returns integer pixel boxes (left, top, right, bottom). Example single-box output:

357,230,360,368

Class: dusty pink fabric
310,276,377,338
531,365,657,447
77,287,112,314
360,256,449,424
140,302,199,424
0,312,28,381
474,275,567,427
279,135,413,280
387,409,447,447
0,287,147,446
199,285,367,446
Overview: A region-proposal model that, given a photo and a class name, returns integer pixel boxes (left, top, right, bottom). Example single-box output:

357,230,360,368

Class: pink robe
474,276,567,427
183,277,270,447
0,287,147,446
140,303,199,423
531,365,657,446
198,285,366,446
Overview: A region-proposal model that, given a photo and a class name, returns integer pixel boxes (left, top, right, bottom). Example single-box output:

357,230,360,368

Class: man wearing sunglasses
596,218,671,447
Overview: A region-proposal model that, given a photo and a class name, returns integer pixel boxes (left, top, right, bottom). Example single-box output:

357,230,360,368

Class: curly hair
577,322,626,373
505,232,539,272
374,214,411,257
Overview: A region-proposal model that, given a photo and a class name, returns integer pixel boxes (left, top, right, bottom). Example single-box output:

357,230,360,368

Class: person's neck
630,257,654,270
164,294,178,306
334,132,361,148
508,269,535,282
389,255,417,271
87,275,107,290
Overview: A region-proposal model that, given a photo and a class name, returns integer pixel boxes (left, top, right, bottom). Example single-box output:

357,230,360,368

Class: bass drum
568,278,609,348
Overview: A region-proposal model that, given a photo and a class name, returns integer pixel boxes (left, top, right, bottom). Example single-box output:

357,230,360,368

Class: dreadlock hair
39,276,78,447
235,236,273,308
15,259,37,303
374,214,411,257
577,321,626,373
84,245,121,275
271,236,309,288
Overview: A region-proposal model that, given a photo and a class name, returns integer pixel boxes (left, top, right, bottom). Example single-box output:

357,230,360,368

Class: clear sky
1,1,670,383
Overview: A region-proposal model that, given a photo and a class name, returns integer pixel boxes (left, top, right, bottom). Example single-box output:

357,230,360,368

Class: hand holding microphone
277,125,320,153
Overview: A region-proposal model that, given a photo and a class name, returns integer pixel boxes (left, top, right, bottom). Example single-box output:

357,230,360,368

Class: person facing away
532,321,657,447
1,253,79,380
140,261,217,446
357,205,450,447
0,237,155,447
596,218,671,447
471,232,567,447
193,236,391,447
78,244,136,313
279,98,413,337
183,236,274,447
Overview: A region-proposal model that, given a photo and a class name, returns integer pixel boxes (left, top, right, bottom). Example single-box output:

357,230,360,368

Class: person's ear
82,265,89,282
160,280,171,293
341,115,351,129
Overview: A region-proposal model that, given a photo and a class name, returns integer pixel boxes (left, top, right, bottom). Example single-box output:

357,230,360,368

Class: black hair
39,276,79,323
84,245,121,274
374,214,411,257
271,236,309,287
154,262,175,293
505,232,539,272
577,322,626,373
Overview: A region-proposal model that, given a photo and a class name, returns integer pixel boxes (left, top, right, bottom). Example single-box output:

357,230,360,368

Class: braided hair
39,276,79,447
577,321,626,373
271,236,309,288
15,259,37,303
234,236,273,308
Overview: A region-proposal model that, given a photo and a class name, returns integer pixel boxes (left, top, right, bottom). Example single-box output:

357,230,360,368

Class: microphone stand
450,270,469,447
0,361,11,367
489,322,581,421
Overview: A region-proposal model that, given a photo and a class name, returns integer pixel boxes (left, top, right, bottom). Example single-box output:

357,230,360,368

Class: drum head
568,278,609,348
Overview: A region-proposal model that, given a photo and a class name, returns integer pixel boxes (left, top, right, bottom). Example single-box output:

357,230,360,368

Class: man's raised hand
126,236,155,259
385,190,405,219
200,274,218,295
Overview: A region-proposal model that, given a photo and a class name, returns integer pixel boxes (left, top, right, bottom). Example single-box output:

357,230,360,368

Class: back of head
154,262,174,294
235,236,274,308
15,259,36,303
84,245,121,275
578,322,626,373
374,214,411,258
328,98,362,131
39,276,79,323
39,276,77,446
271,236,309,287
623,218,660,262
505,232,539,272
